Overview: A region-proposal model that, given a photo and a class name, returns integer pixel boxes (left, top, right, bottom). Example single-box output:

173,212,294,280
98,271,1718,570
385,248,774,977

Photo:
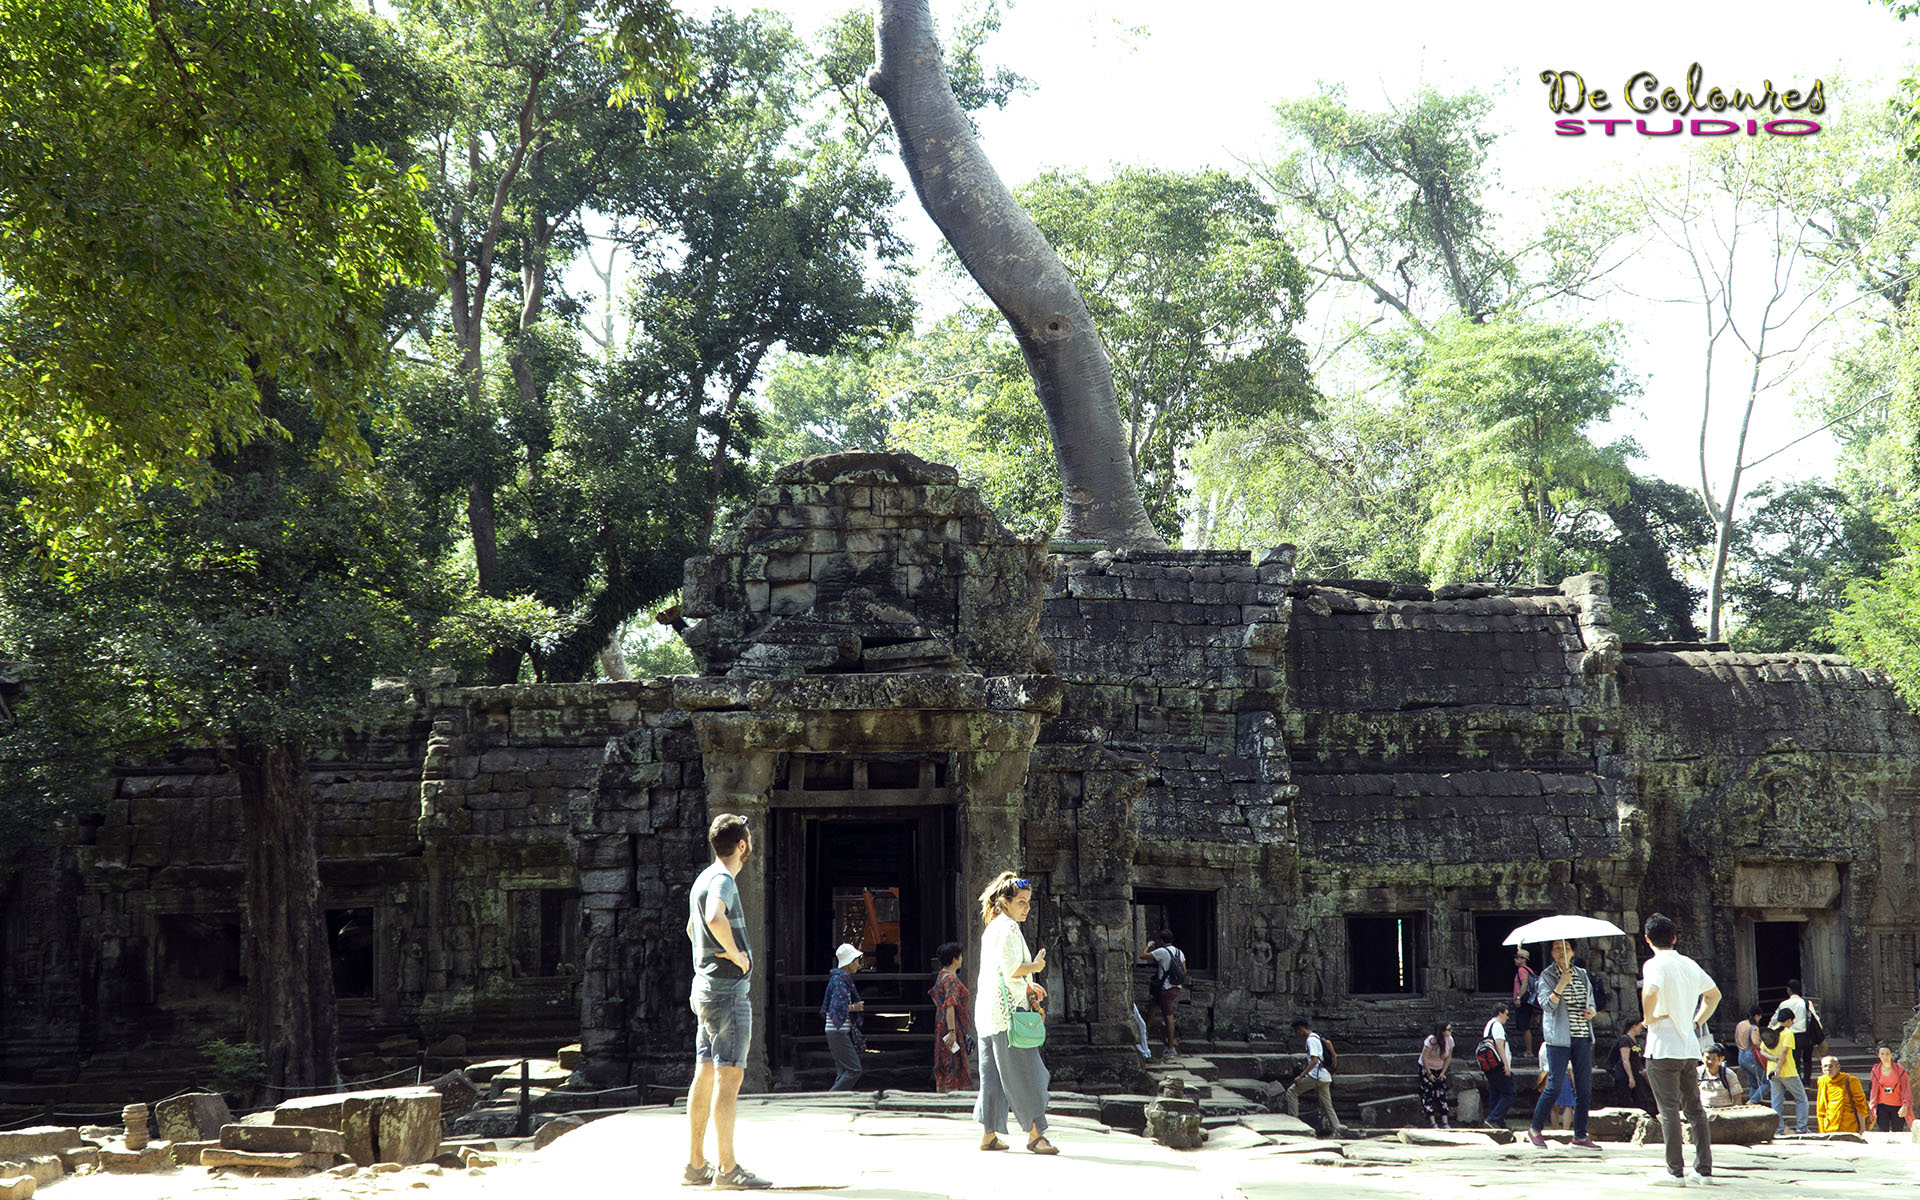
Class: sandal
1027,1135,1059,1156
979,1136,1008,1152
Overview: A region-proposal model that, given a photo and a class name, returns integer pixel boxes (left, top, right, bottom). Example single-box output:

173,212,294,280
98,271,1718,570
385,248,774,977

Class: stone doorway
1752,920,1804,1013
769,805,958,1087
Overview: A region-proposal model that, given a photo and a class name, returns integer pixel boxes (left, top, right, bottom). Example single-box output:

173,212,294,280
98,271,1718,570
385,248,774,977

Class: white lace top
973,914,1030,1037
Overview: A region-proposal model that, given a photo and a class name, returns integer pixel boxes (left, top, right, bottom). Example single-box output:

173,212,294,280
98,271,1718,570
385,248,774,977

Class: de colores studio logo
1542,63,1823,137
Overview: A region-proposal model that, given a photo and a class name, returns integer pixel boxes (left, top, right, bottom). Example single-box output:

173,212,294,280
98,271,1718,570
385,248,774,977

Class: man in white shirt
1286,1018,1337,1135
1640,912,1723,1187
1481,1002,1516,1128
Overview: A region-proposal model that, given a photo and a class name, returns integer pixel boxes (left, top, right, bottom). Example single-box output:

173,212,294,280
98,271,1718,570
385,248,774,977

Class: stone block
0,1176,33,1200
427,1070,480,1119
201,1148,335,1173
0,1159,58,1187
165,1142,213,1166
557,1043,582,1070
0,1131,79,1159
97,1143,174,1173
155,1092,232,1143
533,1115,584,1150
274,1094,374,1165
222,1124,347,1155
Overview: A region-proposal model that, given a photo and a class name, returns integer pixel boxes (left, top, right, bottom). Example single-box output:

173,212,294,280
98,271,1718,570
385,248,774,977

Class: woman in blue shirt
822,943,866,1091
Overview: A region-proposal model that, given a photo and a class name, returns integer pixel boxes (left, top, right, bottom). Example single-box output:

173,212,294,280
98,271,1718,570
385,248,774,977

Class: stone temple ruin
3,452,1918,1103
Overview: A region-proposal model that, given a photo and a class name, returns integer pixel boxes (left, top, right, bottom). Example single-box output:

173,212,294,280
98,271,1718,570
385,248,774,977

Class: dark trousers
825,1029,863,1091
1531,1037,1593,1138
1873,1103,1905,1132
1484,1065,1517,1123
1646,1057,1713,1178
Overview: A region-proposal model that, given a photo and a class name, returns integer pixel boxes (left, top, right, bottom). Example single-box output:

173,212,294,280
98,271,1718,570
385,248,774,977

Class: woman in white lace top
972,871,1056,1154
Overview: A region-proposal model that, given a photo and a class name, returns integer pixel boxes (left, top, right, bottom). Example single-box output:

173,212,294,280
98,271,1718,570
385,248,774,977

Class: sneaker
1687,1170,1717,1186
1648,1171,1687,1188
712,1164,772,1191
1526,1131,1548,1147
1485,1119,1508,1130
682,1164,714,1186
1570,1137,1602,1150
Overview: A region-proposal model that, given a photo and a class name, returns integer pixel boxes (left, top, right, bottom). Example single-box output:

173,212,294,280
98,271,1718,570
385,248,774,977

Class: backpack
1802,1005,1825,1049
1476,1037,1503,1072
1758,1022,1782,1051
1162,947,1187,988
1316,1034,1338,1072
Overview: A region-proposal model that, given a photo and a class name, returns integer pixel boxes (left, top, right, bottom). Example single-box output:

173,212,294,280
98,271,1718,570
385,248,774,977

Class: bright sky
675,0,1920,495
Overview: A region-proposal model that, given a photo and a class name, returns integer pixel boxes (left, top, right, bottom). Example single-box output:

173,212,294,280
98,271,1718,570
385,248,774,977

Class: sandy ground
37,1102,1919,1200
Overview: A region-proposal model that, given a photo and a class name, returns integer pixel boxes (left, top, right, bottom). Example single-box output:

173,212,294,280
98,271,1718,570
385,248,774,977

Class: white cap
834,943,863,968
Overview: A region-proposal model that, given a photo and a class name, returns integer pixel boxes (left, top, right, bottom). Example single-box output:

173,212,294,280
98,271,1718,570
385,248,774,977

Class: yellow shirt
1767,1029,1798,1078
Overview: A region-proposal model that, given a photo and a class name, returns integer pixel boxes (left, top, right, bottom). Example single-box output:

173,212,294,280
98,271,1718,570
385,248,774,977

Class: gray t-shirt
688,860,750,983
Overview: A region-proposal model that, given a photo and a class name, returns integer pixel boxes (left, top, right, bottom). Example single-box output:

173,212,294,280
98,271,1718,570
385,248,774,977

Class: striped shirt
1566,971,1592,1038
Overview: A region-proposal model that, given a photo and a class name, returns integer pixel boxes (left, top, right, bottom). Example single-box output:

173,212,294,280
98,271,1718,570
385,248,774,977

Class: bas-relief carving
1729,862,1840,910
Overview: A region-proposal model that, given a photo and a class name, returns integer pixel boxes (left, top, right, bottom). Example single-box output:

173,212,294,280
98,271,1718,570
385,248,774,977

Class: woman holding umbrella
1528,938,1602,1149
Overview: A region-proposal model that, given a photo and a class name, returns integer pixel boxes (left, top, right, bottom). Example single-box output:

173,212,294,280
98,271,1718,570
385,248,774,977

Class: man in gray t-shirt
683,814,768,1190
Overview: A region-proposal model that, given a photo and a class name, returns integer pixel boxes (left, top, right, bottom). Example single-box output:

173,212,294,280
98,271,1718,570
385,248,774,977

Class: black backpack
1803,1006,1825,1048
1162,947,1187,988
1758,1022,1783,1051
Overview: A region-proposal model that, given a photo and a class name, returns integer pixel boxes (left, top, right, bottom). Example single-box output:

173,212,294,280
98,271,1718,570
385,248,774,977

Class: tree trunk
231,732,338,1092
870,0,1160,547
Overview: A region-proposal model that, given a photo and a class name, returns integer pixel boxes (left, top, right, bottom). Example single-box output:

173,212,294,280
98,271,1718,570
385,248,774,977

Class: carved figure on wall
1295,924,1326,1006
1249,917,1276,994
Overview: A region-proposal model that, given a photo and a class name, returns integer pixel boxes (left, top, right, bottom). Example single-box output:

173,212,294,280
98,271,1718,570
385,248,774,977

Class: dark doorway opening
1754,920,1803,1012
1474,913,1550,995
1348,914,1427,994
327,908,376,998
771,806,956,1088
1131,889,1217,972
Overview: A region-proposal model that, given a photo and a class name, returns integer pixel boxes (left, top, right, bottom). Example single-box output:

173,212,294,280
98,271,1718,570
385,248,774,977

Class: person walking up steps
1765,1008,1811,1135
1638,912,1721,1187
1478,1003,1516,1128
1139,929,1186,1059
1286,1018,1337,1135
683,814,772,1190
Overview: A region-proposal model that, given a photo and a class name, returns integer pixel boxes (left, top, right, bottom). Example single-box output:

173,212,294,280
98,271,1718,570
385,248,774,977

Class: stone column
697,740,779,1094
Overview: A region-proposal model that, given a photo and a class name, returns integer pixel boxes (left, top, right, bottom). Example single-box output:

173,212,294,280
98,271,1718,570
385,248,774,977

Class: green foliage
1833,523,1920,702
1015,167,1317,534
1409,316,1636,585
1189,394,1435,581
0,0,441,559
198,1038,269,1100
1566,475,1711,642
1726,481,1897,653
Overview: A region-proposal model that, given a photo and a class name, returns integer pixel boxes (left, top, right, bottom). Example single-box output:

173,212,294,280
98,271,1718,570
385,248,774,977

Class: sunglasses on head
1012,878,1030,891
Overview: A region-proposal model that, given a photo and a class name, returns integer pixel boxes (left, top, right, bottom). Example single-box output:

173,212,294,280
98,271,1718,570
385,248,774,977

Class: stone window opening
1347,914,1427,995
780,755,951,797
327,908,376,999
1131,889,1216,973
508,888,581,978
1473,913,1550,994
153,913,245,1011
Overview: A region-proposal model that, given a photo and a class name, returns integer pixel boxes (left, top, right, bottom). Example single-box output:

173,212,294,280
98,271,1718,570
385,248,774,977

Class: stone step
201,1147,337,1173
221,1124,346,1155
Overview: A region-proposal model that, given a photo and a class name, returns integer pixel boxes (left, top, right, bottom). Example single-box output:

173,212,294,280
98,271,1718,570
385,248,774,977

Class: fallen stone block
165,1142,214,1166
1397,1128,1500,1148
0,1175,34,1200
1355,1094,1424,1128
1096,1095,1151,1131
557,1044,581,1070
428,1070,480,1119
57,1147,101,1172
0,1158,60,1186
0,1130,80,1158
274,1086,441,1165
221,1124,346,1156
201,1148,334,1173
1585,1106,1644,1142
1238,1113,1317,1138
97,1143,174,1173
532,1115,583,1151
155,1092,233,1143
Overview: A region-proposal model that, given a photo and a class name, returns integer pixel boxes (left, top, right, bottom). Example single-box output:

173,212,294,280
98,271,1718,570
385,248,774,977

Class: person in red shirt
1868,1044,1913,1132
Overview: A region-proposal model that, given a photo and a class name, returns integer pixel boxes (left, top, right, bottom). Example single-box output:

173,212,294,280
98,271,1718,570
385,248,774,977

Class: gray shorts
693,987,752,1068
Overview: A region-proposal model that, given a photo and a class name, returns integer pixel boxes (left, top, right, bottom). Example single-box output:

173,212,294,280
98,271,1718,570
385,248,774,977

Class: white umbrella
1502,915,1628,945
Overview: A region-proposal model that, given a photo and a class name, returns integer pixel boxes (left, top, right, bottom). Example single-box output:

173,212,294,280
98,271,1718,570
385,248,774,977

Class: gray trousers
826,1029,863,1091
1646,1058,1712,1177
974,1030,1049,1136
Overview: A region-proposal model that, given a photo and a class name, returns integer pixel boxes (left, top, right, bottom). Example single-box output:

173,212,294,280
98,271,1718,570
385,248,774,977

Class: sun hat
834,943,863,968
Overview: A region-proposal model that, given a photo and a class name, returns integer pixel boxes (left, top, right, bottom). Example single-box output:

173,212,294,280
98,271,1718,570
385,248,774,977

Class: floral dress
929,969,972,1092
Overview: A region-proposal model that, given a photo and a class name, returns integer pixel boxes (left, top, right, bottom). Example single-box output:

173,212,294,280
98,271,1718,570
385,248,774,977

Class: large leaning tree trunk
231,732,338,1090
871,0,1161,547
